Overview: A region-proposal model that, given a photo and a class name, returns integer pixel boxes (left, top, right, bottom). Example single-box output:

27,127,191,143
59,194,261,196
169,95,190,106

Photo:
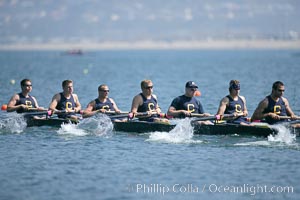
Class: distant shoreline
0,39,300,50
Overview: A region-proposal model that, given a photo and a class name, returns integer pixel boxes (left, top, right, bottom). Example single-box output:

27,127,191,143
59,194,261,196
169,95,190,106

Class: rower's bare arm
167,107,190,117
49,94,60,111
7,94,23,112
167,106,178,116
32,96,44,110
73,94,81,112
251,99,268,120
130,95,141,113
82,101,96,118
240,96,248,116
216,97,228,115
151,94,161,114
283,97,296,118
154,104,162,114
110,98,121,113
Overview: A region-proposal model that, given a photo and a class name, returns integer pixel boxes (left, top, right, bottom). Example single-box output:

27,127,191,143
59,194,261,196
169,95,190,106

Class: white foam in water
267,124,296,144
57,114,114,137
57,123,89,136
0,113,27,134
235,123,296,147
147,118,202,144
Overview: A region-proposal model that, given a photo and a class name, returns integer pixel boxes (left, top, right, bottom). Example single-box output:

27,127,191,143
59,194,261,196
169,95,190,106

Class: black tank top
56,92,76,110
263,95,287,124
137,93,157,112
94,98,115,111
225,95,245,115
16,93,36,113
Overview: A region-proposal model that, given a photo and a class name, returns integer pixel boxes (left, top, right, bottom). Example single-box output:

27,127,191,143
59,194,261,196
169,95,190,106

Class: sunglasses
100,90,109,92
277,89,285,92
144,86,153,89
188,87,197,91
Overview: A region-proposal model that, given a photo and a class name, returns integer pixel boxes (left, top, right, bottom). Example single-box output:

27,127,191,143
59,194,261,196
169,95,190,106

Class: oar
125,111,156,119
27,108,48,112
190,113,212,118
191,113,244,122
104,111,129,115
132,111,171,119
23,110,82,118
278,116,300,120
191,115,221,122
108,111,172,120
23,110,53,117
1,104,47,112
109,113,132,119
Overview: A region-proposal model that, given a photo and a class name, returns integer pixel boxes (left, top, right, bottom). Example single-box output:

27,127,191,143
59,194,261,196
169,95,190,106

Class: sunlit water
1,50,300,200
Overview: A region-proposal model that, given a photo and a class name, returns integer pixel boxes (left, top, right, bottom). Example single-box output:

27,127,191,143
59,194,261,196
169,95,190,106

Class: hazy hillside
0,0,299,45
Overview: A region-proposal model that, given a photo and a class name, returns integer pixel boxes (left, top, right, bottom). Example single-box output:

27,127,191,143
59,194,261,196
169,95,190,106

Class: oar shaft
190,113,211,117
23,110,82,118
278,116,300,120
110,111,170,120
104,111,129,115
28,108,48,111
191,113,243,122
23,110,52,117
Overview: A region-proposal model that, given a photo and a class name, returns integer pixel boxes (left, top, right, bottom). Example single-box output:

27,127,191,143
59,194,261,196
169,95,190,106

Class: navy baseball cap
185,81,198,88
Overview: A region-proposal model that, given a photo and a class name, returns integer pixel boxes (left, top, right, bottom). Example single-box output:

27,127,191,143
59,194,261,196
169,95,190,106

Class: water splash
147,118,202,144
57,123,89,136
267,124,296,144
57,114,113,137
235,123,297,148
0,113,27,134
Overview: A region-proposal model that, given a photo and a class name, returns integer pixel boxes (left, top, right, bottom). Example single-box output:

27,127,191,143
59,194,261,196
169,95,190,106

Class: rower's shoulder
72,93,80,99
239,95,246,101
220,95,230,103
11,93,20,98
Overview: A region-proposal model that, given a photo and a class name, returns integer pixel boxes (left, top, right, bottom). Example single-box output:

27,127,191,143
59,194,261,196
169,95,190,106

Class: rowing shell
26,118,78,127
26,118,300,137
113,121,300,137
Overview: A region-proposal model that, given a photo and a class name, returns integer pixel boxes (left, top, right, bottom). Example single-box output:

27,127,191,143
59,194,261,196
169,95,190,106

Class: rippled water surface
1,50,300,200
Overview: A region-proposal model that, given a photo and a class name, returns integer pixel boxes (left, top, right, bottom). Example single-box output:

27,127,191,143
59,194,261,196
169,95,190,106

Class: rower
130,79,169,123
251,81,300,127
6,78,45,113
82,84,126,121
49,80,81,120
216,80,252,126
167,81,213,125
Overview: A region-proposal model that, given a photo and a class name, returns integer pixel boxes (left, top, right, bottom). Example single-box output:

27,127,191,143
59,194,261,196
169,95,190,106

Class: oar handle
51,110,83,115
23,110,53,117
192,113,244,122
27,108,48,112
278,116,300,120
109,111,171,120
128,112,152,119
128,111,172,119
23,110,83,118
218,113,244,120
190,113,208,117
104,110,129,115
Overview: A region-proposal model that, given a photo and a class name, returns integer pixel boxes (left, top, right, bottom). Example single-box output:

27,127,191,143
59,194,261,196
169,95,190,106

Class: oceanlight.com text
206,184,294,196
127,183,294,196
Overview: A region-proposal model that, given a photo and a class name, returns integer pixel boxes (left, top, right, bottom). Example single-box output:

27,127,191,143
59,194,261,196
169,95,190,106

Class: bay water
0,50,300,200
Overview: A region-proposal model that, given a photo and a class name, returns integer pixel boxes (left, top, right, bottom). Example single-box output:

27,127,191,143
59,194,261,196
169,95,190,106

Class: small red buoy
1,104,8,111
194,90,201,97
